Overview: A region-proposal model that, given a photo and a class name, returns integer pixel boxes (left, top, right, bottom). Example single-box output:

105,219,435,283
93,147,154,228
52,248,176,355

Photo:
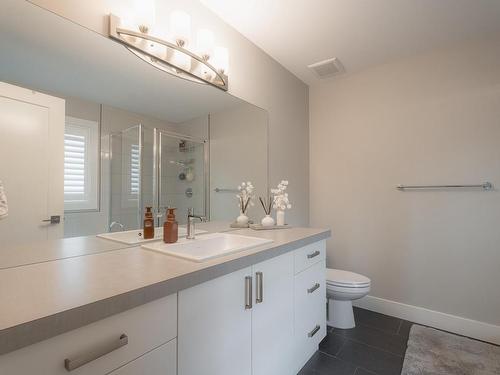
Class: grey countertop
0,226,330,355
0,221,239,270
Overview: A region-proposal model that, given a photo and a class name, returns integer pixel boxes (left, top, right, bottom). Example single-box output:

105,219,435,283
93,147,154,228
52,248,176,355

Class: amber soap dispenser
163,208,178,243
143,206,155,239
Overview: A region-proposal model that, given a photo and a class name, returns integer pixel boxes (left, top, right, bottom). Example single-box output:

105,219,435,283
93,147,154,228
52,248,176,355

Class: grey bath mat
402,325,500,375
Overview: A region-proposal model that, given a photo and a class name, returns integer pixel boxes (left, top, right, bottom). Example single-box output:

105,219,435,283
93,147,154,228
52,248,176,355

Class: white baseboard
353,295,500,345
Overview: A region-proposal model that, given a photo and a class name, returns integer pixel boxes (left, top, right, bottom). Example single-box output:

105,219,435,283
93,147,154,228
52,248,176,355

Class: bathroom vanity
0,227,329,375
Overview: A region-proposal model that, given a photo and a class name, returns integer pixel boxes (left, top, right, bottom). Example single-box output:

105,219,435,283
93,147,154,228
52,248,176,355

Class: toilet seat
326,268,371,329
326,269,371,288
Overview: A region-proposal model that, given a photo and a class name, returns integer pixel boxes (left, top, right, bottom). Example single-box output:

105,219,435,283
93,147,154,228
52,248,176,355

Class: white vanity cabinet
178,240,326,375
178,252,295,375
292,240,327,372
0,294,177,375
293,259,327,372
0,239,326,375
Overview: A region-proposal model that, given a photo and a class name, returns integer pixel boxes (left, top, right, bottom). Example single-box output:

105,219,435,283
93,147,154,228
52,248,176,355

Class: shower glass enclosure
157,130,208,226
109,125,207,231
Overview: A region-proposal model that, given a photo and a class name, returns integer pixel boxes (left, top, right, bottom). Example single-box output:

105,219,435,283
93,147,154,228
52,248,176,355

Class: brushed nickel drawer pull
308,325,321,338
64,333,128,371
245,276,253,309
256,272,263,303
308,283,320,294
307,250,320,259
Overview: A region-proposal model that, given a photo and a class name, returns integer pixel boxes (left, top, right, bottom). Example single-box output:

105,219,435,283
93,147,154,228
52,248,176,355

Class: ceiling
0,0,243,123
201,0,500,85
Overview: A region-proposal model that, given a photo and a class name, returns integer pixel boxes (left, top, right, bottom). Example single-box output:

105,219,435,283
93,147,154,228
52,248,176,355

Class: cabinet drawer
294,260,326,370
109,339,176,375
294,240,326,274
0,294,177,375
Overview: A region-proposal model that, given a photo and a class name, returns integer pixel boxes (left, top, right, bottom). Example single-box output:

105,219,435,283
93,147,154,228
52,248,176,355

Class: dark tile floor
299,307,414,375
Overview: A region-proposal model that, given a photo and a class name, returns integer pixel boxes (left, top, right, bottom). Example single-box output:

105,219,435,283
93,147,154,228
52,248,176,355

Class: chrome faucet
109,221,124,232
187,208,206,239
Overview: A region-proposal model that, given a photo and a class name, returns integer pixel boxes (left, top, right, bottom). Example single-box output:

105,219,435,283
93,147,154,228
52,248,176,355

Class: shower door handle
42,215,61,224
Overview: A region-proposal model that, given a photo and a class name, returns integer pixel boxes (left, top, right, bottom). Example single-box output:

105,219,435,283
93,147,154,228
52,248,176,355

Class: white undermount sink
141,232,274,262
97,226,207,245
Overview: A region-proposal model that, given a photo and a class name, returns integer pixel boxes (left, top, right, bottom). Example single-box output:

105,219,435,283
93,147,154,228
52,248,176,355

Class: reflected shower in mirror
158,132,208,226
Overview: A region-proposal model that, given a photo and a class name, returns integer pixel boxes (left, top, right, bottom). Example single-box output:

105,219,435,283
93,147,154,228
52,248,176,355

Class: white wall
210,103,268,222
29,0,310,226
310,39,500,328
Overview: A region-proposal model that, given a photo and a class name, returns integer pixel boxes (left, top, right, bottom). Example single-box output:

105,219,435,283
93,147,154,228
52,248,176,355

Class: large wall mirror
0,1,268,247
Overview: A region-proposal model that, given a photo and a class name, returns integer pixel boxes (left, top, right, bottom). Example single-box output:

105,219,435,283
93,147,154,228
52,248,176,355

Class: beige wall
210,104,268,222
310,39,500,326
29,0,309,226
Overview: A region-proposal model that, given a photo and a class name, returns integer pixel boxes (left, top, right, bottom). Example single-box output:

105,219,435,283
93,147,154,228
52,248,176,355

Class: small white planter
261,215,275,227
276,210,285,226
236,213,249,225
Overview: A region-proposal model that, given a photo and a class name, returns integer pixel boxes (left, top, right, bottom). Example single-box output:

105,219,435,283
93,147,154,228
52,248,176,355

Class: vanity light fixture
108,10,229,91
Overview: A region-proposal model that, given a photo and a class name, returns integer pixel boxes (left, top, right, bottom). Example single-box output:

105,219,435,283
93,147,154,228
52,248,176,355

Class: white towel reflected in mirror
0,180,8,219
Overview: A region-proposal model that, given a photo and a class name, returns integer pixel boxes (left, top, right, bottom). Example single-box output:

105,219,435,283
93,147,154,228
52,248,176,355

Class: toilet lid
326,269,370,287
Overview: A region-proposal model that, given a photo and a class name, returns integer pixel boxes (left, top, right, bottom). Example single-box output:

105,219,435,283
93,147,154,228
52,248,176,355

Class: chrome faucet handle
187,208,206,220
186,208,206,240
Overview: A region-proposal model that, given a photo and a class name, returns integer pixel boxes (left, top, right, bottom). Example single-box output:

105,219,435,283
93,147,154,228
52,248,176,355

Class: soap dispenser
163,208,178,243
143,207,155,239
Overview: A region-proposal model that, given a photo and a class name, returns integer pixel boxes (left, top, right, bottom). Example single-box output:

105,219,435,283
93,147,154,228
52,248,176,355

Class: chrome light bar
108,14,228,91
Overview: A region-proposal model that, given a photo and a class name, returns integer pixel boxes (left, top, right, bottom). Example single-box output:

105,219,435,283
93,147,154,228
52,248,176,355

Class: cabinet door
178,267,252,375
252,252,295,375
108,339,176,375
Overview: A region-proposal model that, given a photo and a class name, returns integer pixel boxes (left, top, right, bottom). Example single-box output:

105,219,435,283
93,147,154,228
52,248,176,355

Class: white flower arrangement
236,181,255,214
271,180,292,211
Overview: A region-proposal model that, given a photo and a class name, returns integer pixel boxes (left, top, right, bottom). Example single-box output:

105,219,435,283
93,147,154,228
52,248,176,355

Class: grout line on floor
336,321,403,337
317,349,360,373
354,366,379,375
396,319,403,335
317,349,339,359
338,335,405,358
335,338,346,356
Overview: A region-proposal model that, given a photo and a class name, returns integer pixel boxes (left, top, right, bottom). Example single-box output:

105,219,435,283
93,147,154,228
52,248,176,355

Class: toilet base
327,298,355,329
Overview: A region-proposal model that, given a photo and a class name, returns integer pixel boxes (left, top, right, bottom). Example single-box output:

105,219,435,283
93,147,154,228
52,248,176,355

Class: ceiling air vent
308,58,345,79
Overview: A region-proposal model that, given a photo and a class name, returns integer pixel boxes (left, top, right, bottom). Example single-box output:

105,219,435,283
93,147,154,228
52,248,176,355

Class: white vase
276,210,285,226
261,215,275,227
236,213,249,225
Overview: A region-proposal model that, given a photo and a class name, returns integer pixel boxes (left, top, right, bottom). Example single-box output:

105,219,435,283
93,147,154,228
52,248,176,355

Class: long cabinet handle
307,250,320,259
64,333,128,371
245,276,253,309
307,283,320,294
308,325,321,338
255,272,263,303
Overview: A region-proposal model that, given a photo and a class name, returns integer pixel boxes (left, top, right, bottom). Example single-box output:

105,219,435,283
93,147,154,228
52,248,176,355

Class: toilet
326,269,371,329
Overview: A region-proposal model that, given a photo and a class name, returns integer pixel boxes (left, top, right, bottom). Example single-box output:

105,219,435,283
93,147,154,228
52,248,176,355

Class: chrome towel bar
397,182,493,191
214,188,239,193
